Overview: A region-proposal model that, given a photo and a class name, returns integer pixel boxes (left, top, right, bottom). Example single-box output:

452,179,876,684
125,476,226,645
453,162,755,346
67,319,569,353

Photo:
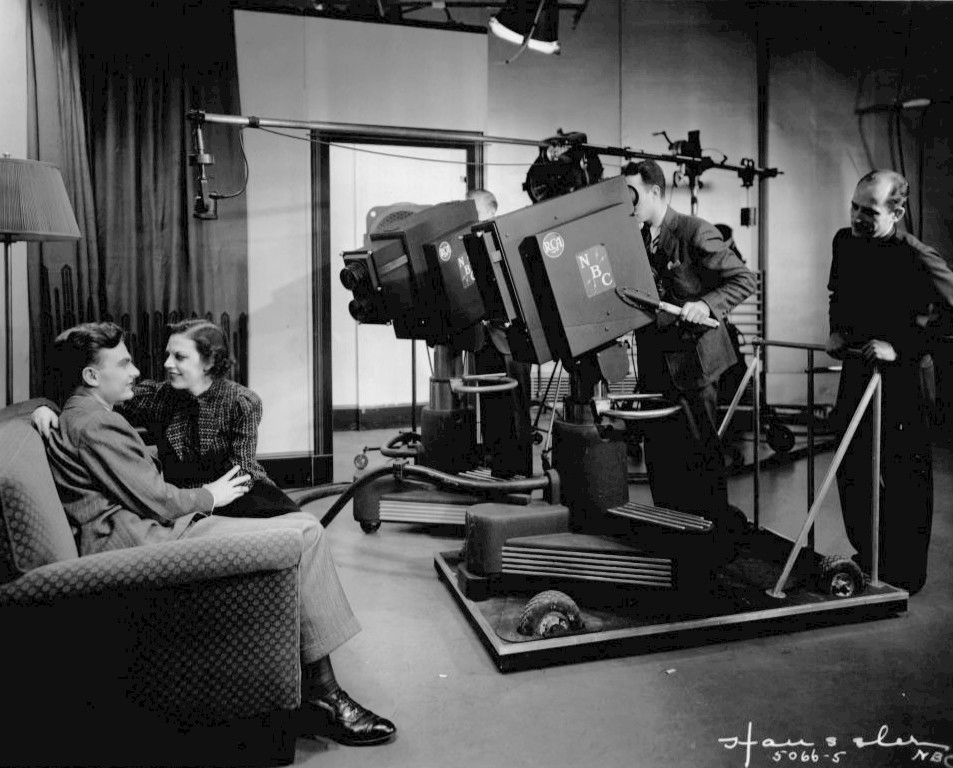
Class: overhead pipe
187,110,780,182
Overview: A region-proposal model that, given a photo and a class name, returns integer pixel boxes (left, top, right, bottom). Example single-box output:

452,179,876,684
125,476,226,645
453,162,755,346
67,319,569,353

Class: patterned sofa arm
0,527,302,604
0,528,304,726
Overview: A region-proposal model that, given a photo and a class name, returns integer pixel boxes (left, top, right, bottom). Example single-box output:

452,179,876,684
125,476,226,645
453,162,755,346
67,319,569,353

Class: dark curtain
26,0,249,400
26,0,104,399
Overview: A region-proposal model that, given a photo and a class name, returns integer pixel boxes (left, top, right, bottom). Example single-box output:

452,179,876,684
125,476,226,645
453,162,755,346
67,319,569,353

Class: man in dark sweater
826,170,953,595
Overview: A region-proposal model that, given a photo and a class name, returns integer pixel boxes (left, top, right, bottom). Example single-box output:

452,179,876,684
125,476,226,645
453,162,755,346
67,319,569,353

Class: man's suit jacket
636,206,756,392
46,392,213,556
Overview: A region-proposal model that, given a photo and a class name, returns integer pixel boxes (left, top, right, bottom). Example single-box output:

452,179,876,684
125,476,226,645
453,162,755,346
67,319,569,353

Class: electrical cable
855,68,876,170
917,103,930,239
702,148,728,163
894,7,914,232
887,108,897,171
256,126,532,167
209,127,250,200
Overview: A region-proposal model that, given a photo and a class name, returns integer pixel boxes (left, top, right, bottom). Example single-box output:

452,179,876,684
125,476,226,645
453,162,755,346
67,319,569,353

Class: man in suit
826,170,953,595
622,160,756,528
44,322,396,746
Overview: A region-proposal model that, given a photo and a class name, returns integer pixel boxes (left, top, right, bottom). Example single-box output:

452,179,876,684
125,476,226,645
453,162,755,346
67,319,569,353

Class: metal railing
718,339,883,598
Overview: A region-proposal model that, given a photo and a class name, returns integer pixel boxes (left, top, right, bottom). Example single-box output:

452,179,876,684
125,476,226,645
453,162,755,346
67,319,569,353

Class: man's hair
466,188,498,213
168,319,233,378
858,170,908,214
621,159,666,197
53,322,125,390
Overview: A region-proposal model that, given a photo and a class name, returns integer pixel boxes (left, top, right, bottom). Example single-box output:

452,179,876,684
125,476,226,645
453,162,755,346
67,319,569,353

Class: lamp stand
3,237,13,406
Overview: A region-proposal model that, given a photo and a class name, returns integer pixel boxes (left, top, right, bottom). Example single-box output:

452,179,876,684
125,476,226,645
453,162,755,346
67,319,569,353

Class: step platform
353,469,532,530
435,527,909,672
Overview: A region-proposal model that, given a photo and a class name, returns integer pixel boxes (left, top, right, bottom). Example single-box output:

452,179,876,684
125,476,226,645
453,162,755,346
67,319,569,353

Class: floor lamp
0,155,81,406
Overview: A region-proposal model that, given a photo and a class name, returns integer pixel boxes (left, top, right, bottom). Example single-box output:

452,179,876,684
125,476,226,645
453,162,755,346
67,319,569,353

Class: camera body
464,176,658,369
340,200,483,347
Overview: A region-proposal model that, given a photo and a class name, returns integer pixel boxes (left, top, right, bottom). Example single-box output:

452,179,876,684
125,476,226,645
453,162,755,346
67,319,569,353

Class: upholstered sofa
0,404,303,764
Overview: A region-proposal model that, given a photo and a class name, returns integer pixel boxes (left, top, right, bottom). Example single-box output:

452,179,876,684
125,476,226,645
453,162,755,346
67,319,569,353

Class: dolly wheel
817,555,865,598
766,422,795,453
360,520,382,534
517,590,583,638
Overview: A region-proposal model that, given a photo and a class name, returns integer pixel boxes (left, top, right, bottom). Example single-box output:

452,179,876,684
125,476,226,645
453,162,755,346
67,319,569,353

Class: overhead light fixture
489,0,560,59
855,97,933,116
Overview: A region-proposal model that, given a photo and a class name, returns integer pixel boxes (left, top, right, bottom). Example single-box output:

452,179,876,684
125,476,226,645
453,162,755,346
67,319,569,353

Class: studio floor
287,426,953,768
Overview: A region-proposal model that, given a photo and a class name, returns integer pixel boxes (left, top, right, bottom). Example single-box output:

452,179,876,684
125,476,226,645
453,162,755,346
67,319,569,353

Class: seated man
44,321,396,747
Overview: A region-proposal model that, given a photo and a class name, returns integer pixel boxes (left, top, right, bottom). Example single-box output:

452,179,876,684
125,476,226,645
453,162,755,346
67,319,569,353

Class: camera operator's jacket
635,206,756,392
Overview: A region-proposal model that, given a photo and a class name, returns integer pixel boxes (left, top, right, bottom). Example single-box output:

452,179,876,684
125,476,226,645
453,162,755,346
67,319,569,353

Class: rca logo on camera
542,231,565,259
576,245,615,298
438,241,453,262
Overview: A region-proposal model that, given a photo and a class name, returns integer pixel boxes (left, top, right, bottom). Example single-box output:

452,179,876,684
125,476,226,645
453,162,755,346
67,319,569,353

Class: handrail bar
753,338,827,352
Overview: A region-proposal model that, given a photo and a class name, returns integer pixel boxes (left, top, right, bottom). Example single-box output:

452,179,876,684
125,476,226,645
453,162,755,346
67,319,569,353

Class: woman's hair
167,319,233,378
53,322,126,390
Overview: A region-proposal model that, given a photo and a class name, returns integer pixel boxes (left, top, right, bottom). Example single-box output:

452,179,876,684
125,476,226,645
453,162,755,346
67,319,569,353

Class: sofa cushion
0,418,78,583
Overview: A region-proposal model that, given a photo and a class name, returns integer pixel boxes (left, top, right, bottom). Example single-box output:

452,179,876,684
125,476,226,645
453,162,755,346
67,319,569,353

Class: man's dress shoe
307,689,396,746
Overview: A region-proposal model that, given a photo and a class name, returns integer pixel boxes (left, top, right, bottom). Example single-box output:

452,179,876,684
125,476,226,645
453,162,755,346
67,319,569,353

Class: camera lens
348,298,371,323
340,262,369,292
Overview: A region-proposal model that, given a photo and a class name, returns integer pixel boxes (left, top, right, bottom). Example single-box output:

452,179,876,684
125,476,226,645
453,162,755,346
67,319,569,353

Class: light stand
0,156,81,405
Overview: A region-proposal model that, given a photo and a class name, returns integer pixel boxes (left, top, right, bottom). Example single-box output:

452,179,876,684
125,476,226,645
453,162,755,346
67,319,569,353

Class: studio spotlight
489,0,560,56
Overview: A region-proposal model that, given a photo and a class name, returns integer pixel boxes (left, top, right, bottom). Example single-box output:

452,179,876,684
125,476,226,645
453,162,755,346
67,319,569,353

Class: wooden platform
434,531,908,672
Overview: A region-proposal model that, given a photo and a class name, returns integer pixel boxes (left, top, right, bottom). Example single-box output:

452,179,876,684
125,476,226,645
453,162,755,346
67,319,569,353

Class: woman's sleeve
228,389,271,483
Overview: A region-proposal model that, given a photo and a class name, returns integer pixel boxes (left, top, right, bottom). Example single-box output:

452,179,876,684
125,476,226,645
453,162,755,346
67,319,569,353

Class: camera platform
434,526,908,673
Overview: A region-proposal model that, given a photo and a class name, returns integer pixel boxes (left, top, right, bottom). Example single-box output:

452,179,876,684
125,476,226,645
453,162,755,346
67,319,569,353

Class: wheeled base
434,529,908,673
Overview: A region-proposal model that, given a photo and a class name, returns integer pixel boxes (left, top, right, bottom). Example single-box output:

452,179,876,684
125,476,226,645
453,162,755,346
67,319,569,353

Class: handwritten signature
719,722,952,767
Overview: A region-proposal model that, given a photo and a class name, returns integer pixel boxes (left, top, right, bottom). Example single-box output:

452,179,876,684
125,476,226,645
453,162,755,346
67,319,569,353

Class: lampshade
0,157,81,242
489,0,560,55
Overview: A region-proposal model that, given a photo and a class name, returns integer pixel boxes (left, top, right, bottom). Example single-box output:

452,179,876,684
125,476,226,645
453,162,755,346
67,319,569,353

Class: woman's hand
203,465,251,509
31,406,59,439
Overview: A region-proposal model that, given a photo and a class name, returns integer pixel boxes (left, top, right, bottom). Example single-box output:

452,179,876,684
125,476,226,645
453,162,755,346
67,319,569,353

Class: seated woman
34,319,295,518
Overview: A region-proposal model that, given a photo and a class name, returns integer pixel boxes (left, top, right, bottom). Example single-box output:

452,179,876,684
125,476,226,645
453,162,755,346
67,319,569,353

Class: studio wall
235,11,486,453
620,2,760,269
762,1,953,405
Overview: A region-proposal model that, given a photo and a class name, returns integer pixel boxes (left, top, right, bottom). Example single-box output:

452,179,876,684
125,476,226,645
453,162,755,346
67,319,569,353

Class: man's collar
70,388,113,411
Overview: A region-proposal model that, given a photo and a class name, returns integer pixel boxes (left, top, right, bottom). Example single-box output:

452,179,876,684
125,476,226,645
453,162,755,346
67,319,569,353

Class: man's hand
203,465,251,509
679,300,712,326
825,332,847,360
862,339,897,364
31,406,59,439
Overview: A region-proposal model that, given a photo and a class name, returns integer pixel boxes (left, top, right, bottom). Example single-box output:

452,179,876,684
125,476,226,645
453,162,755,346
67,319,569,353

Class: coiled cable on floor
311,464,558,528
